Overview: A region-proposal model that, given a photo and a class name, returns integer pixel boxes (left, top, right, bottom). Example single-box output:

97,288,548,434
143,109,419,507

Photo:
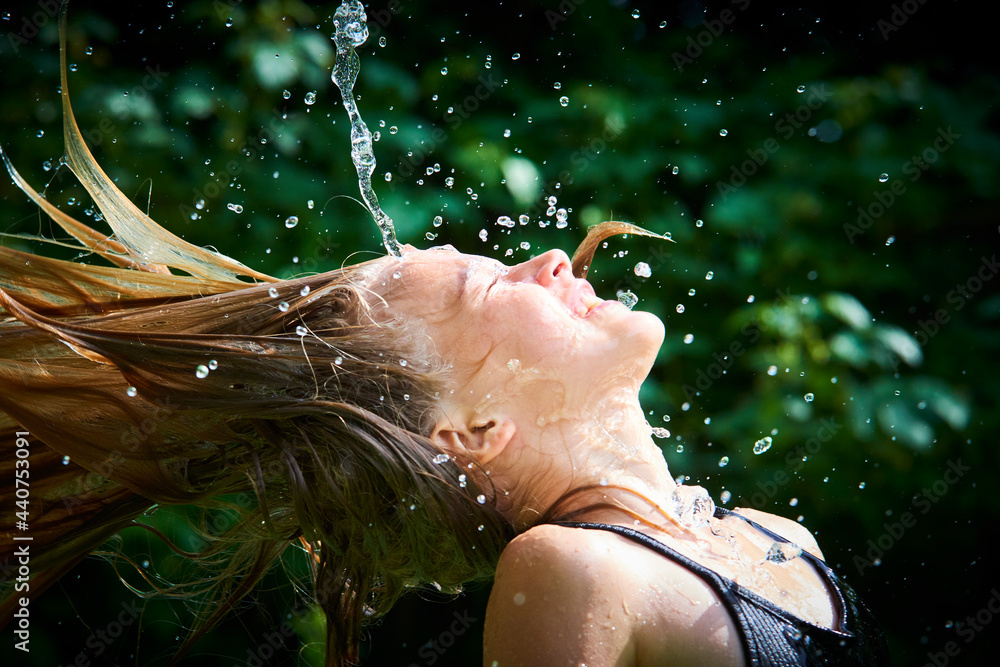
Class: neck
506,377,682,530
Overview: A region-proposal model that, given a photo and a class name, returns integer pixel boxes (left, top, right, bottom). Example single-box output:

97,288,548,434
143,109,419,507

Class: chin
602,309,664,378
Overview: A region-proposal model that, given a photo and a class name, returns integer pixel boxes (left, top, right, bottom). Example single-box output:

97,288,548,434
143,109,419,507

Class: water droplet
796,84,806,93
878,172,889,183
227,203,243,213
476,494,486,504
766,542,803,564
278,301,290,312
705,271,714,280
497,215,515,228
208,359,218,370
559,96,569,107
652,427,670,439
885,235,896,246
617,290,638,310
859,481,866,489
518,214,530,225
479,229,489,242
719,128,728,136
507,358,522,373
195,365,210,379
753,436,773,455
503,128,511,137
555,208,569,228
433,215,444,227
804,393,814,402
671,165,680,174
511,53,520,60
519,241,531,250
126,386,138,397
634,262,651,277
282,89,291,99
225,17,234,27
553,82,562,90
631,9,641,18
379,36,387,47
296,325,308,336
676,304,685,313
268,287,279,298
433,453,450,465
304,91,317,105
683,333,694,344
399,359,408,367
334,356,343,365
285,215,299,228
695,219,704,228
718,456,730,467
767,365,778,376
440,66,448,75
688,288,696,296
458,474,467,488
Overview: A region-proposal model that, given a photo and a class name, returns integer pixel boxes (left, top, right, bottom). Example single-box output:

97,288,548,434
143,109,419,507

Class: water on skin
331,0,401,256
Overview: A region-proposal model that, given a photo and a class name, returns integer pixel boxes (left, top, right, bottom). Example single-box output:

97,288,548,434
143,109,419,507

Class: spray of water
331,0,401,256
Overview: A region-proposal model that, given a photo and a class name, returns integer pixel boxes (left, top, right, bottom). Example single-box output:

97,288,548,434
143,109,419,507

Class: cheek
497,304,585,367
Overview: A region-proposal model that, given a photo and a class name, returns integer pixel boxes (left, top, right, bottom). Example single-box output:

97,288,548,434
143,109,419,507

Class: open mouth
581,293,603,316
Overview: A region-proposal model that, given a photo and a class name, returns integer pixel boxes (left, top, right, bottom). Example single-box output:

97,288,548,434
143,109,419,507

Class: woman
0,11,888,667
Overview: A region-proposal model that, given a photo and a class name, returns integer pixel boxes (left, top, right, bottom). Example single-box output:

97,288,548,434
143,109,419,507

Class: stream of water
330,0,402,256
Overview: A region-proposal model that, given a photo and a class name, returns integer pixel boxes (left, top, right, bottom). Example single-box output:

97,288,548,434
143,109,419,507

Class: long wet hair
0,6,666,664
0,7,513,665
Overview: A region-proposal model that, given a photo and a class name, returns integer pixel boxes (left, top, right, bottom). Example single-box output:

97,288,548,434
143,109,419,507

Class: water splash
331,1,401,256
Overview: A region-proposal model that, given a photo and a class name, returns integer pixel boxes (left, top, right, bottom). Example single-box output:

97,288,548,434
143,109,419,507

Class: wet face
379,245,665,418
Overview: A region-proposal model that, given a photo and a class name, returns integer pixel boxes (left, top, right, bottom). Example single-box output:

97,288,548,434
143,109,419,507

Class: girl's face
381,245,664,415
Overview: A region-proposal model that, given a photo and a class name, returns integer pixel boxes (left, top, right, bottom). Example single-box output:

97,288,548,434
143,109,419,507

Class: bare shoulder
484,524,636,667
730,506,825,560
488,523,618,608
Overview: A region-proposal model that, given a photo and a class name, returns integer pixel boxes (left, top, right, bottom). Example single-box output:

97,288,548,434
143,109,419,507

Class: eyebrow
463,260,504,305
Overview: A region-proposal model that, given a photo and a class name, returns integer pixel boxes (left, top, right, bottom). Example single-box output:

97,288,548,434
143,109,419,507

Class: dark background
1,1,997,665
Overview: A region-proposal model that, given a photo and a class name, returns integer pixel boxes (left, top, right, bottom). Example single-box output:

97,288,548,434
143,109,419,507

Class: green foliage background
1,1,997,665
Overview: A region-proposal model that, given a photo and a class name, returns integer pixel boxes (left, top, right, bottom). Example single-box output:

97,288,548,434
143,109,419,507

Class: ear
431,415,516,466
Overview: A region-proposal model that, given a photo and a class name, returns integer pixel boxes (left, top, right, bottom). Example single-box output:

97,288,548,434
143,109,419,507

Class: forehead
380,247,505,318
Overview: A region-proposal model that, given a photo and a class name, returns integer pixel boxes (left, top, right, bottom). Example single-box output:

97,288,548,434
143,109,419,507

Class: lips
572,280,604,317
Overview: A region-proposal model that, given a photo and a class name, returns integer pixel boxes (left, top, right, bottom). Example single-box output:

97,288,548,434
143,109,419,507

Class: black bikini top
556,507,889,666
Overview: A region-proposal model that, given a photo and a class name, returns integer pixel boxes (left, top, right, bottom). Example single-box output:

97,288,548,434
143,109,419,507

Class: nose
510,249,573,287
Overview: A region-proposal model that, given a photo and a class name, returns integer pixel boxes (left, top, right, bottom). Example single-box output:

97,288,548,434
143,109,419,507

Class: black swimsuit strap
555,507,854,666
